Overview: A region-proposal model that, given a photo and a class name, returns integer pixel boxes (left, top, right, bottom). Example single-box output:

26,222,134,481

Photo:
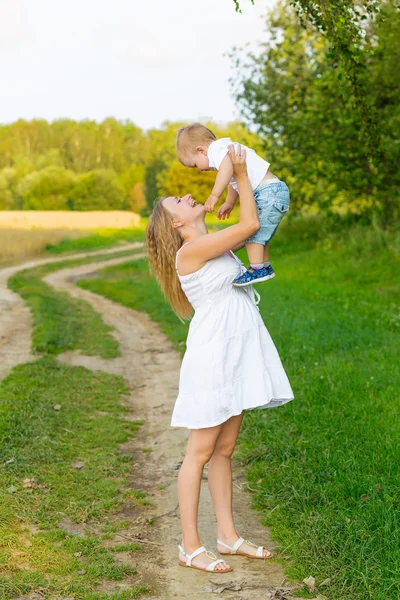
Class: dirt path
0,244,142,382
1,250,302,600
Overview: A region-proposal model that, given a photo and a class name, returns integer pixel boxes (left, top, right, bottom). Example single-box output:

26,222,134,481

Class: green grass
78,222,400,600
0,357,149,599
8,249,141,357
46,227,146,255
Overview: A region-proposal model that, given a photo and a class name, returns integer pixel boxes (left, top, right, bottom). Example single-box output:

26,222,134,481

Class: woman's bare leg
207,414,243,541
178,424,231,571
208,413,271,558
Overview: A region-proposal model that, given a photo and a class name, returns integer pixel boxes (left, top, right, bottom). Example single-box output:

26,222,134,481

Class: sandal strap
216,538,233,551
256,546,264,557
217,537,245,554
206,558,225,572
231,537,245,553
244,538,258,549
178,544,206,566
244,539,264,557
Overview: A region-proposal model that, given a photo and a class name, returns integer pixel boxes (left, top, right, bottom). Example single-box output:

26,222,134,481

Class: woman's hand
228,144,247,180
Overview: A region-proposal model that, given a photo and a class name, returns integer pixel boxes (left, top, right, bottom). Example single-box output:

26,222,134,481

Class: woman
146,145,294,574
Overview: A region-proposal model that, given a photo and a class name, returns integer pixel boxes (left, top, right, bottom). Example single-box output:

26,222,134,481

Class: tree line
0,119,260,215
0,0,397,224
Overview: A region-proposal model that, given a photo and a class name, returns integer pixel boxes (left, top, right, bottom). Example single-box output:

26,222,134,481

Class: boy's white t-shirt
207,137,270,192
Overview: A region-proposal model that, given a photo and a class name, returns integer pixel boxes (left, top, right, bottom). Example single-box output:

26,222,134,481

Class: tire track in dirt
1,249,302,599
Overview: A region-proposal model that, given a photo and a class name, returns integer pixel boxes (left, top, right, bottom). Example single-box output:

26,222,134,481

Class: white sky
0,0,272,130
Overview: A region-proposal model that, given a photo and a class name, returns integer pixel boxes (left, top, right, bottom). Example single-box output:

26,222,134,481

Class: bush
67,169,125,210
17,166,76,210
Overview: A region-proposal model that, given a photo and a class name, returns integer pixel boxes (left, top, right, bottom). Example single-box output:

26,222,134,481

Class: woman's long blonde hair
145,198,193,321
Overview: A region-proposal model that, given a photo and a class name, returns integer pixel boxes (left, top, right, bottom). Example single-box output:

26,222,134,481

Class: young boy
176,123,290,287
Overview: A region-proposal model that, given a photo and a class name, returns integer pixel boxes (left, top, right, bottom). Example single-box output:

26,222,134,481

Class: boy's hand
217,202,233,221
204,194,219,213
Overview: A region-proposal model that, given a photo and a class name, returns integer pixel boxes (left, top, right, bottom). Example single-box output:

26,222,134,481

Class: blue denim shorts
246,179,290,245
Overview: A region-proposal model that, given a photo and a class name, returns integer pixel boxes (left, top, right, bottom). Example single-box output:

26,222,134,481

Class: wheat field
0,211,141,230
0,211,141,264
0,230,85,264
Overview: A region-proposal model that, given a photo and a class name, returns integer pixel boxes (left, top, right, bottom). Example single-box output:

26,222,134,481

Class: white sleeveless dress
171,245,294,429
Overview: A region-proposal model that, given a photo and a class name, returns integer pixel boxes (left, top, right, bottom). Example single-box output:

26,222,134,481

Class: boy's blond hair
176,123,216,165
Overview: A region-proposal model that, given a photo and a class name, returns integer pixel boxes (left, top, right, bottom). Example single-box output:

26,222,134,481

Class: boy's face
194,148,210,171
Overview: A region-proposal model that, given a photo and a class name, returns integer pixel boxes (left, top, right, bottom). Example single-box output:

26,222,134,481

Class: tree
161,161,218,203
67,170,125,211
144,122,184,210
233,0,383,158
128,181,147,213
231,0,399,222
0,168,16,210
17,166,76,210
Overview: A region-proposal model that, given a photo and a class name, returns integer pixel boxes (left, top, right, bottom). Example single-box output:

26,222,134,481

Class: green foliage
231,0,400,224
0,118,264,213
80,221,400,599
234,0,382,157
161,161,218,203
0,168,16,209
17,166,76,210
291,0,381,157
67,169,125,211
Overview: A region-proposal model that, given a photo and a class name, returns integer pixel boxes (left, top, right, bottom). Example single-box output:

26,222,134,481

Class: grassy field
46,228,146,255
0,357,148,599
76,220,400,600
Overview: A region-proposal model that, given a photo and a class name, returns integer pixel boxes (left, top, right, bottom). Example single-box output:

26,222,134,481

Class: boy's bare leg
263,244,270,263
246,242,264,266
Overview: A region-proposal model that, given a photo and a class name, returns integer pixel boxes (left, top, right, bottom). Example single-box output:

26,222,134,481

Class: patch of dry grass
0,230,83,264
0,210,140,230
0,211,142,264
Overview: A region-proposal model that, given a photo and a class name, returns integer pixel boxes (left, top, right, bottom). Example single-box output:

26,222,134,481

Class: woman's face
162,194,205,225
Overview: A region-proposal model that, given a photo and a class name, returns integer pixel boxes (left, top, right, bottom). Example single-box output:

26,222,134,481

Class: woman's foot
179,544,232,572
217,535,272,559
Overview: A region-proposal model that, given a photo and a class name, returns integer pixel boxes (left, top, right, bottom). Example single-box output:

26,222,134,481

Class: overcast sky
0,0,272,130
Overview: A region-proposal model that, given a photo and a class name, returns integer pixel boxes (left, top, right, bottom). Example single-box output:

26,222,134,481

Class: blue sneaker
233,264,275,287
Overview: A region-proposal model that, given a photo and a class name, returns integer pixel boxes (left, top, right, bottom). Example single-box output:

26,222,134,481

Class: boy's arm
204,154,234,213
217,185,239,220
226,184,239,208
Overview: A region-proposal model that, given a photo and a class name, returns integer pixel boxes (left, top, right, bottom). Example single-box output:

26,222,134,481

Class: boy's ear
196,145,207,155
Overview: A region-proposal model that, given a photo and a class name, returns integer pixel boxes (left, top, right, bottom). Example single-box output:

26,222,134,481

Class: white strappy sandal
217,537,273,559
178,544,233,572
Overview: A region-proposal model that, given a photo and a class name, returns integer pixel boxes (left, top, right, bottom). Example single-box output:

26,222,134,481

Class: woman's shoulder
176,243,232,278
